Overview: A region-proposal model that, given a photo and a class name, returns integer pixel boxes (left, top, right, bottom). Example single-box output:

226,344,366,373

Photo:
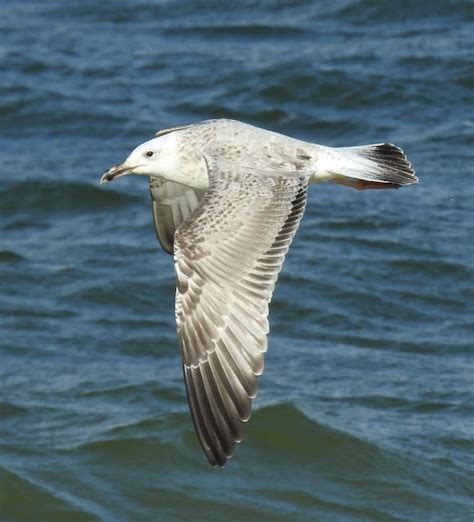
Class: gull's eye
146,151,154,157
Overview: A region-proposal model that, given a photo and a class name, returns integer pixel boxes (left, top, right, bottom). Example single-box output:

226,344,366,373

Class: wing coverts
174,159,308,466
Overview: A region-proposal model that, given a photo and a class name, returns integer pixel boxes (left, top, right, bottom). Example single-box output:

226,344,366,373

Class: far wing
155,120,216,137
149,176,205,254
174,157,308,466
155,123,193,137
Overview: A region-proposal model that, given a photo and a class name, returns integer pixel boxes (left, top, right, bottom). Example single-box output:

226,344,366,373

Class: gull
101,118,417,466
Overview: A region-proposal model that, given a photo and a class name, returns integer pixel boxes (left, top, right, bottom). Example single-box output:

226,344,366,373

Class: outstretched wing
149,177,205,254
174,157,308,466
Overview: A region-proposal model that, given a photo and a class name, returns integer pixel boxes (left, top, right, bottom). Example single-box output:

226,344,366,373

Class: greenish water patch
0,250,24,263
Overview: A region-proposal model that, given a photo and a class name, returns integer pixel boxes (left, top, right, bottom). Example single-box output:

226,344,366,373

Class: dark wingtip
373,143,418,185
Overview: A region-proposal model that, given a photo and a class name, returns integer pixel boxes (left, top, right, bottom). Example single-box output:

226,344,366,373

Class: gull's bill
100,163,134,184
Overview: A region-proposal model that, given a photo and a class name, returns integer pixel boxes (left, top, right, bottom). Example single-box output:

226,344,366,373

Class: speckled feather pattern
174,160,308,466
114,118,417,466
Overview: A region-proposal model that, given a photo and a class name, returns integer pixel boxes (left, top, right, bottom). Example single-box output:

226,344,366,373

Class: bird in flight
101,119,417,466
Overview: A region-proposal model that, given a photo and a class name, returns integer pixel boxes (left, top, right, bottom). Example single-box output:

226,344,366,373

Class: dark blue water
1,1,473,520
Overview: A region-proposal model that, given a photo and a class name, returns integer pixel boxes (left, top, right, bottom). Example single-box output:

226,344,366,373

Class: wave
57,403,388,479
3,402,472,520
247,403,382,461
335,0,474,23
0,401,28,417
164,23,305,38
242,404,474,519
64,280,157,309
0,180,139,216
0,465,100,521
0,249,24,263
388,257,473,280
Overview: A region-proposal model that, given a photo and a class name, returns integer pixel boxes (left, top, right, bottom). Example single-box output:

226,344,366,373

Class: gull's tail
312,143,417,189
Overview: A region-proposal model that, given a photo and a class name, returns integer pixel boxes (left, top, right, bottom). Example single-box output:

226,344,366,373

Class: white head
100,133,178,184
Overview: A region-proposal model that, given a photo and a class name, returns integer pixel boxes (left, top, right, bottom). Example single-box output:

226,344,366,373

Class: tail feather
314,143,417,190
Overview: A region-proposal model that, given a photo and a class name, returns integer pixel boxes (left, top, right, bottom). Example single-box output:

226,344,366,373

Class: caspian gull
100,118,417,466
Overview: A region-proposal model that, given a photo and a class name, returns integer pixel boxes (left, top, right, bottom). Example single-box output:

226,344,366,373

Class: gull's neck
155,132,209,190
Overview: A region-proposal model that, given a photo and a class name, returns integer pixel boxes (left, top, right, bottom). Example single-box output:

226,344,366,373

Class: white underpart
308,145,354,183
